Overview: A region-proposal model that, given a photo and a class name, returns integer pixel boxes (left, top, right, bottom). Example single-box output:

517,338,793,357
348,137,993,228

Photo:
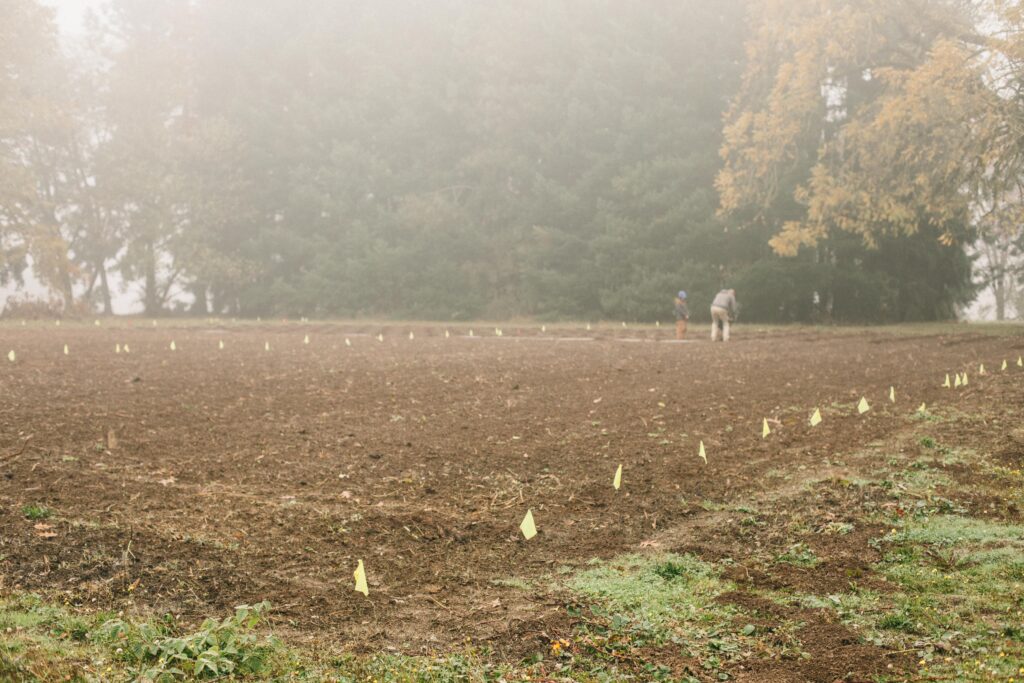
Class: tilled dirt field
2,321,1022,681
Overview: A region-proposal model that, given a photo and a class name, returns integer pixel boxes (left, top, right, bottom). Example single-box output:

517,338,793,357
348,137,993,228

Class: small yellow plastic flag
94,320,100,326
1018,356,1023,367
858,397,870,414
918,402,927,413
377,333,384,342
762,418,771,438
520,509,537,540
1003,359,1008,371
7,350,15,362
170,341,177,351
942,374,951,388
353,560,368,596
586,323,592,331
495,328,503,336
655,320,660,327
445,329,450,338
541,325,547,332
303,334,310,345
115,344,121,354
979,364,986,376
265,341,271,351
409,331,414,340
621,321,627,328
810,408,822,427
698,440,707,463
889,386,895,403
613,464,622,490
55,320,60,326
954,373,961,388
345,337,352,347
63,344,69,355
124,344,131,354
962,372,969,386
218,340,224,350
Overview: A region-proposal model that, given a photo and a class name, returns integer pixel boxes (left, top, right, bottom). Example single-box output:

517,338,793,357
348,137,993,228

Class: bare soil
1,322,1021,681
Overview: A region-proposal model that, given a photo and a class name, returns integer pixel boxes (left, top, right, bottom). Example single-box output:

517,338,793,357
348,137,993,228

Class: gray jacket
711,290,737,315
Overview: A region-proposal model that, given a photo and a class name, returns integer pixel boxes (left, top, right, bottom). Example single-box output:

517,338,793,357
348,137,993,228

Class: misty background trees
3,0,1024,322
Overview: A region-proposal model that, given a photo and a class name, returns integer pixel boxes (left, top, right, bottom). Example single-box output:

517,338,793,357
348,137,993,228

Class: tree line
2,0,1023,322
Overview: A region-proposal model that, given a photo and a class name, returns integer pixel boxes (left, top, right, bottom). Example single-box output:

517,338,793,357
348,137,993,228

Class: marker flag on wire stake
63,344,69,356
918,402,927,414
520,509,537,540
954,374,961,388
586,323,592,331
963,372,969,386
377,333,384,342
889,386,895,403
7,350,14,363
345,338,351,347
353,560,368,596
170,341,177,352
858,397,870,414
116,344,121,354
810,408,822,427
218,340,224,350
942,374,951,388
979,364,986,376
265,341,271,352
1018,356,1023,367
1002,359,1008,371
124,344,130,354
762,418,771,438
445,329,450,339
468,329,474,337
698,440,707,464
303,334,309,345
409,331,414,340
613,464,622,490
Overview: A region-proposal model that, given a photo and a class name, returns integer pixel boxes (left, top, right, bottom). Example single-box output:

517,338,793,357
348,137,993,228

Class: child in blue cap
673,290,689,340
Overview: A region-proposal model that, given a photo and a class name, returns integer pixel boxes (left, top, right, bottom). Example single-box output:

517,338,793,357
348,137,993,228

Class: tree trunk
98,262,113,315
144,242,159,316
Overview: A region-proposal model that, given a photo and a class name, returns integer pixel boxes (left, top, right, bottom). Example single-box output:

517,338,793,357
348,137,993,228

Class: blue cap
678,290,687,299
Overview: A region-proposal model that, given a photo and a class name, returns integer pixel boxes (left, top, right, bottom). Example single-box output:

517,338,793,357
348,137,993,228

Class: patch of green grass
21,504,51,520
775,543,818,567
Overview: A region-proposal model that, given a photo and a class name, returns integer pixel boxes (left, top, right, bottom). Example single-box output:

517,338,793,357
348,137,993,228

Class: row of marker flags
5,334,1023,597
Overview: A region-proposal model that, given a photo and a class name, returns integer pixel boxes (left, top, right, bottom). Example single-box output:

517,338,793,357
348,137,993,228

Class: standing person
710,288,737,342
673,291,689,340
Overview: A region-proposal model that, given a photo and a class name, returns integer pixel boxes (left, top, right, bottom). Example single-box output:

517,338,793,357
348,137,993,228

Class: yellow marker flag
303,334,310,345
613,464,622,490
124,344,131,354
810,408,822,427
1002,359,1008,371
495,328,503,336
468,329,474,337
218,340,224,350
94,320,100,326
170,341,177,351
265,341,271,351
1018,356,1023,367
979,364,986,376
377,333,384,342
63,344,69,355
409,331,414,340
621,321,627,328
954,373,961,388
762,418,771,438
889,386,895,403
655,320,660,328
858,397,870,414
698,440,707,463
353,560,369,596
345,338,351,347
7,350,14,362
56,320,60,326
962,372,969,386
115,344,121,354
541,325,547,332
918,402,927,413
520,509,537,540
445,329,450,338
586,323,592,331
942,374,951,388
